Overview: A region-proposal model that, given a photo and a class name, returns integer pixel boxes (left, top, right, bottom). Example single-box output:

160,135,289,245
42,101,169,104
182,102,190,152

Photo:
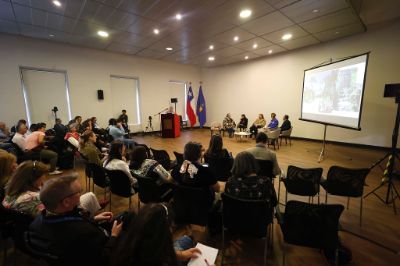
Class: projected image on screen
301,54,368,129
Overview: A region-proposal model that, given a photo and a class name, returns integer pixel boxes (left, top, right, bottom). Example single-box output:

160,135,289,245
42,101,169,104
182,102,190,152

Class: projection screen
300,53,369,130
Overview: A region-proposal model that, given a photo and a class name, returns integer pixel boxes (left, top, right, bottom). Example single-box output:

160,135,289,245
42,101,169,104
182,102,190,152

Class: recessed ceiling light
335,31,340,34
153,28,159,34
208,56,215,61
245,56,249,60
49,34,55,37
52,0,61,7
233,36,239,42
268,49,273,54
97,30,109,38
209,45,214,50
175,14,182,20
239,9,252,18
166,47,173,51
253,43,258,49
282,33,292,40
312,9,319,13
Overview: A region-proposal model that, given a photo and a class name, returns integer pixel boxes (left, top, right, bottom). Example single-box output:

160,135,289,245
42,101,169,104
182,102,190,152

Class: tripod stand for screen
364,84,400,214
144,116,154,133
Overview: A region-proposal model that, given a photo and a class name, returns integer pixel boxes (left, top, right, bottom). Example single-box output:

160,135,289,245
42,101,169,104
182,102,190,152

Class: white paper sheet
188,242,218,266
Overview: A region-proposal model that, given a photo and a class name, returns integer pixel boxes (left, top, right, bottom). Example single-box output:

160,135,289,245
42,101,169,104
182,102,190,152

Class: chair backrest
281,127,293,136
326,166,370,197
88,163,109,188
136,143,152,158
280,200,344,250
172,185,212,226
285,165,323,196
266,129,281,139
256,159,274,178
173,151,184,165
221,193,274,237
105,170,134,197
204,155,233,181
133,173,173,203
210,121,221,129
150,148,171,170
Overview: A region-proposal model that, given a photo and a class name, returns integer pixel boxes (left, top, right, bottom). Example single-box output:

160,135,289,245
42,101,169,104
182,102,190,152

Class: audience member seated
112,203,201,266
28,175,123,266
2,161,104,217
79,130,103,165
25,123,62,175
266,112,279,130
118,109,129,133
103,140,137,190
129,146,172,184
0,122,13,151
64,123,80,141
53,118,68,139
82,118,93,132
237,114,248,131
280,114,291,131
223,113,236,138
108,118,135,149
2,161,48,216
0,151,17,197
225,151,277,204
172,142,220,205
10,119,27,134
204,134,231,160
246,132,282,176
12,123,28,151
249,114,266,138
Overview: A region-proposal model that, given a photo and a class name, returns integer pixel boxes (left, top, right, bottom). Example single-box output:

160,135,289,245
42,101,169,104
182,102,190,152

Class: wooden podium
161,113,181,138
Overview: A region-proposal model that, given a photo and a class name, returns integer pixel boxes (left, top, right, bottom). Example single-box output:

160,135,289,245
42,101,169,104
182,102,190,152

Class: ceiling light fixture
49,34,55,37
208,56,215,61
52,0,61,7
253,43,258,49
233,36,239,42
166,47,173,51
97,30,109,38
209,45,214,50
312,9,319,13
268,49,273,54
245,56,249,60
282,33,292,40
175,14,182,20
153,28,159,34
239,9,252,18
335,31,340,34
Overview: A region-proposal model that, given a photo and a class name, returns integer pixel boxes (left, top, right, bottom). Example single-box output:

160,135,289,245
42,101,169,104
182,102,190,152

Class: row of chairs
278,165,370,226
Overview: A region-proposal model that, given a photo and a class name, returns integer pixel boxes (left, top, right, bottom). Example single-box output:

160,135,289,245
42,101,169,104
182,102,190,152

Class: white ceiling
0,0,398,67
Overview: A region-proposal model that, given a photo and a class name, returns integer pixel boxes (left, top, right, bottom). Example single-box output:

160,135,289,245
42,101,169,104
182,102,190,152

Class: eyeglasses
60,188,83,202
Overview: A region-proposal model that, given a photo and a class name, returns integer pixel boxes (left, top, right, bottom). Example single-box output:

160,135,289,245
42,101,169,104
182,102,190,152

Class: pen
204,258,210,266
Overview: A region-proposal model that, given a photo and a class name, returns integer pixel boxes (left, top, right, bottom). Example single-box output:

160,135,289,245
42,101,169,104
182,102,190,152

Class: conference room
0,0,400,265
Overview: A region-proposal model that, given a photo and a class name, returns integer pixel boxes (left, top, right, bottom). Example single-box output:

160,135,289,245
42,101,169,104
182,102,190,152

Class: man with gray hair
28,174,122,266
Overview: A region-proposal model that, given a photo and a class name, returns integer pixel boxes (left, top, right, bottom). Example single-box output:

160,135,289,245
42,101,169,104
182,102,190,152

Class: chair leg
347,197,350,209
318,193,320,205
264,225,268,266
278,179,281,205
109,192,112,212
285,190,288,205
138,197,140,211
325,193,328,204
360,196,363,227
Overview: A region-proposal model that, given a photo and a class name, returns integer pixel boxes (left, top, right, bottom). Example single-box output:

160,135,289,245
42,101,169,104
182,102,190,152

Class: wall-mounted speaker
97,90,104,100
171,98,178,103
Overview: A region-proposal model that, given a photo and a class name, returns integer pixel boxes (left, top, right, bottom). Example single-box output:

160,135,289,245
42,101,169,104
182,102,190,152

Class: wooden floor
3,128,400,265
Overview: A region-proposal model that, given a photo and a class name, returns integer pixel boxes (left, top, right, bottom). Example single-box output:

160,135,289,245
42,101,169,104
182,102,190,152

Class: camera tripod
144,116,154,133
364,96,400,214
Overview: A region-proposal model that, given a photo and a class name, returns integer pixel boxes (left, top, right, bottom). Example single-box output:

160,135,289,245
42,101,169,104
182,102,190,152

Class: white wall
201,20,400,148
0,34,201,131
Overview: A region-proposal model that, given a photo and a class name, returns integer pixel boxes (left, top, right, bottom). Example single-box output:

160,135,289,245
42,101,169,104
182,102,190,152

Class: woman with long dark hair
79,130,102,165
103,140,137,188
112,203,200,266
204,134,230,160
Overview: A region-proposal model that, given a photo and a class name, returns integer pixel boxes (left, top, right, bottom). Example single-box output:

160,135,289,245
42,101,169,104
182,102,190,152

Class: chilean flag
187,86,197,127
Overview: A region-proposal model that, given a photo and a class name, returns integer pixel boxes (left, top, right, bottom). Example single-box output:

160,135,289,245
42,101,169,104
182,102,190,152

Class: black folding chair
105,170,136,211
173,151,184,166
278,165,323,205
133,173,173,210
87,163,110,200
276,200,344,265
221,193,275,266
321,166,369,226
204,155,234,182
171,185,212,226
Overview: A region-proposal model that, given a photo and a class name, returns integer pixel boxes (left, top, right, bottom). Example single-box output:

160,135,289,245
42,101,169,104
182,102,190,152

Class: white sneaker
49,170,63,175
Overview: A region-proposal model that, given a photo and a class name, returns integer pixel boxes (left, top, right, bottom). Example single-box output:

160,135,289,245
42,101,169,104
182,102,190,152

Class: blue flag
196,86,206,127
